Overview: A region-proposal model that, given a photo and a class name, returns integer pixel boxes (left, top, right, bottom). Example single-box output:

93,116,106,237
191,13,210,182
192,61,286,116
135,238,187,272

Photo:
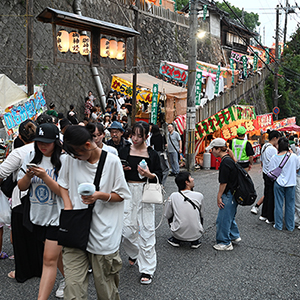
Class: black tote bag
58,150,107,251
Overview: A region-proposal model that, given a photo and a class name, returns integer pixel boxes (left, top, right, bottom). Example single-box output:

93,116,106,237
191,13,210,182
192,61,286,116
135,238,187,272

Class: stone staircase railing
196,66,272,122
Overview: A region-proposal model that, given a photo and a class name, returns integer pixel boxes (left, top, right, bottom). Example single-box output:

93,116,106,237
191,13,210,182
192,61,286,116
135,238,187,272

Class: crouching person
58,125,131,300
164,171,204,249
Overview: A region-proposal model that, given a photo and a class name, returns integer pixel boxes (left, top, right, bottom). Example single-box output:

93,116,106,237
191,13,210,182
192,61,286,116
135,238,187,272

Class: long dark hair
278,137,289,152
86,122,104,135
63,125,93,157
31,140,62,176
151,124,160,136
132,121,149,140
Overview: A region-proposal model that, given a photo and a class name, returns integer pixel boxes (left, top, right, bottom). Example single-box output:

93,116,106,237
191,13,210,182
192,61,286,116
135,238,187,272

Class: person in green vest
231,126,254,172
46,102,58,118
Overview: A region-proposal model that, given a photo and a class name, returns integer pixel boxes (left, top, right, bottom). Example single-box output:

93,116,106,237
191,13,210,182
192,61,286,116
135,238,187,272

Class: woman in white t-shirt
269,137,300,231
85,122,118,156
58,125,131,300
18,123,65,300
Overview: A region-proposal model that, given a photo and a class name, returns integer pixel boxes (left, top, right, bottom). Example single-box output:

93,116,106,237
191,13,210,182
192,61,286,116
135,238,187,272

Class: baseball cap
34,123,59,143
206,138,227,151
237,126,247,135
108,121,124,132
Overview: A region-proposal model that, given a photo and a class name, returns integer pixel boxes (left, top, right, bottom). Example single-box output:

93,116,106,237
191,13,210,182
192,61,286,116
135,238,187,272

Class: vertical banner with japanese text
266,48,270,64
150,84,159,124
203,5,207,20
229,58,234,84
195,71,202,105
242,55,247,78
253,52,258,71
214,63,221,94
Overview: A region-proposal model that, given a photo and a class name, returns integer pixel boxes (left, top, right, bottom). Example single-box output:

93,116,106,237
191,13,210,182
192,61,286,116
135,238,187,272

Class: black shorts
34,225,59,242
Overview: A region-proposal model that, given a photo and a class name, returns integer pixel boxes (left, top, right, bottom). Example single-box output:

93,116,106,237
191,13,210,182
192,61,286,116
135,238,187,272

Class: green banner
230,58,234,84
214,63,221,94
151,84,159,124
266,48,270,64
253,52,258,71
278,45,281,59
203,5,207,21
174,0,177,11
195,71,202,105
242,55,247,78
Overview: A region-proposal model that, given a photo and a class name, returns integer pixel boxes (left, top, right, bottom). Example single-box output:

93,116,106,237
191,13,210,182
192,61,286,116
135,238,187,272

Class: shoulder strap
169,133,179,154
179,191,203,223
261,143,271,155
279,152,291,169
90,150,107,208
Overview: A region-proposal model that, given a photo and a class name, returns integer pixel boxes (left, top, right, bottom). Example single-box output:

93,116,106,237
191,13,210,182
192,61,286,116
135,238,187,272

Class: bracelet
106,194,112,203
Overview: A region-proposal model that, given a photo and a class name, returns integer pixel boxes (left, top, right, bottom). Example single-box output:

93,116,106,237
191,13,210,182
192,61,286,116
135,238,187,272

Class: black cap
34,123,59,143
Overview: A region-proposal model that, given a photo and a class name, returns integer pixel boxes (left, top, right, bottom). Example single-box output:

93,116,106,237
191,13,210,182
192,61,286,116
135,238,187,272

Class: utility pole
274,5,279,121
283,0,289,46
131,0,139,126
185,0,198,171
26,0,33,96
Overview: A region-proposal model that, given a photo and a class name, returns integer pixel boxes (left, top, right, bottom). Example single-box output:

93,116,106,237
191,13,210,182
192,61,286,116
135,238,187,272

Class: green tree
215,1,260,32
264,27,300,123
175,0,189,11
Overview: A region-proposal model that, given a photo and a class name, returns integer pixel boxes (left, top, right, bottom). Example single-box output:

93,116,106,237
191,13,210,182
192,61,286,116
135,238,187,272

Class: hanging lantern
116,40,126,60
69,31,80,53
79,34,90,56
100,36,110,58
109,38,118,59
57,30,69,53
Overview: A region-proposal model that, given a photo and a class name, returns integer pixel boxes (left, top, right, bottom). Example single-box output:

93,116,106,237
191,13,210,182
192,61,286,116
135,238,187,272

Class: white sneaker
55,278,65,299
251,206,259,215
298,226,300,230
265,219,274,224
232,237,241,244
213,243,233,251
259,216,267,221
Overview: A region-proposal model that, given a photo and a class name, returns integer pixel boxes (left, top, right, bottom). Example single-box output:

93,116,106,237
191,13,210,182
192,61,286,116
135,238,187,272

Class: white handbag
142,174,164,204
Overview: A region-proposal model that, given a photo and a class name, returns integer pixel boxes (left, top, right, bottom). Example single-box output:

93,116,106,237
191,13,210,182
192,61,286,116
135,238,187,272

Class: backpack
232,162,257,206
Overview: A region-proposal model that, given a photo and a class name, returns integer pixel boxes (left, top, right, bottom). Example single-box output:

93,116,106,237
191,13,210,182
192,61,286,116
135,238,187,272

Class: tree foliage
264,27,300,123
215,1,260,32
175,0,189,11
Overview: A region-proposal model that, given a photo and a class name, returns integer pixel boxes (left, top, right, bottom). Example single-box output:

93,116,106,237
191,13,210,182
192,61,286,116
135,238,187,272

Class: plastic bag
0,190,11,225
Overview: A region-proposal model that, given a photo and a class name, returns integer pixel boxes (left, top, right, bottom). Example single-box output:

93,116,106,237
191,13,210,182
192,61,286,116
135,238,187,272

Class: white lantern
109,39,118,59
57,30,69,53
100,36,110,58
116,40,125,60
79,34,90,56
69,31,80,53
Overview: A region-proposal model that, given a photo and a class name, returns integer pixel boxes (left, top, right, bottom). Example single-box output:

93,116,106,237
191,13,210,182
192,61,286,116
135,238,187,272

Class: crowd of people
1,91,300,298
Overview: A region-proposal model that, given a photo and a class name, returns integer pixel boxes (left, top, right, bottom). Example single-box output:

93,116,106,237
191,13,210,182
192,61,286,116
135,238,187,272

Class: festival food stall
111,73,187,123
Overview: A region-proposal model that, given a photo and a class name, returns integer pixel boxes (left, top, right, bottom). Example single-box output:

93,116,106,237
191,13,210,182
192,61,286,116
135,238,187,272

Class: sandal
128,257,137,266
9,255,14,260
140,273,152,285
8,271,15,279
0,252,8,259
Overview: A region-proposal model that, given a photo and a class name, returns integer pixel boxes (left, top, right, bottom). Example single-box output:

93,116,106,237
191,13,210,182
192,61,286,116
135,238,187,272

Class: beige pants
62,247,122,300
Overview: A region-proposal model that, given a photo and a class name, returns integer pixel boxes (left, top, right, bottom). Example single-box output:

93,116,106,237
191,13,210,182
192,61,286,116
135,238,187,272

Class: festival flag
230,58,234,84
195,71,202,105
266,48,270,64
203,5,207,20
242,55,247,78
214,63,221,95
253,52,258,71
150,84,159,124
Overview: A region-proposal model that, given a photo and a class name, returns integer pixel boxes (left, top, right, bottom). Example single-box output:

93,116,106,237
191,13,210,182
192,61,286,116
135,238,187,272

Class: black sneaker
190,240,202,249
167,237,180,247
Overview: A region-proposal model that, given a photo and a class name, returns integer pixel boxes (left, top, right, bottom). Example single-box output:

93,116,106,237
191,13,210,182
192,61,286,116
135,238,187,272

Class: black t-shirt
219,155,238,194
150,134,166,152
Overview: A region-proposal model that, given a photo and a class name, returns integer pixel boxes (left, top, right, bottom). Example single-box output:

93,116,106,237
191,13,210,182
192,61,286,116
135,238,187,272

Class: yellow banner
111,76,159,104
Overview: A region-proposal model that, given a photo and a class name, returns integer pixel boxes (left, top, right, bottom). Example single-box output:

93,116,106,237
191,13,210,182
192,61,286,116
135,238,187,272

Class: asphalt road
1,162,300,299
